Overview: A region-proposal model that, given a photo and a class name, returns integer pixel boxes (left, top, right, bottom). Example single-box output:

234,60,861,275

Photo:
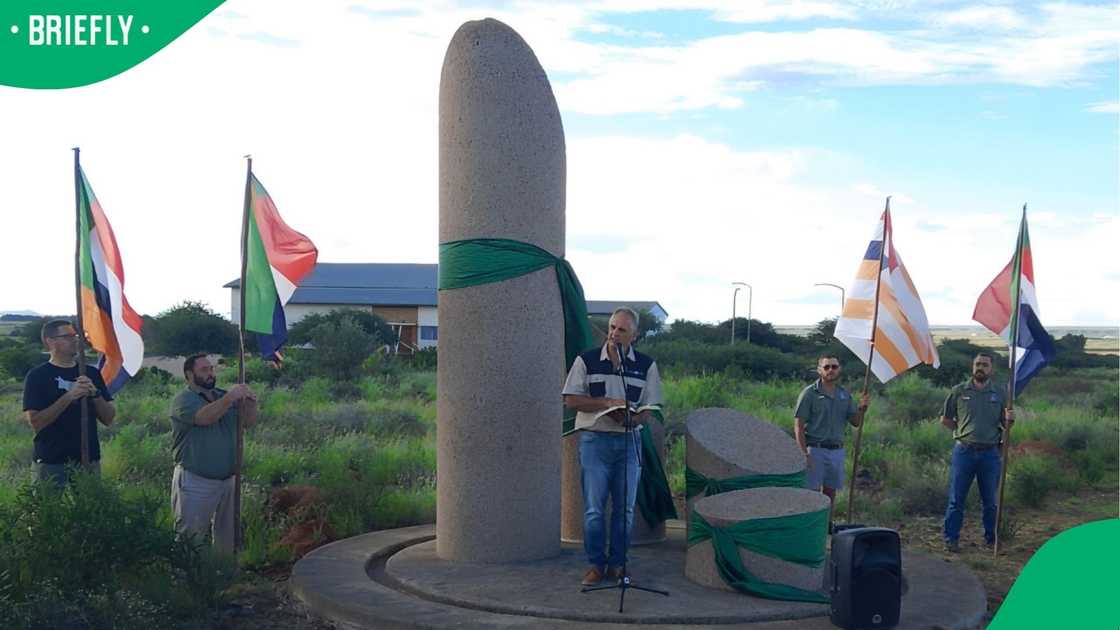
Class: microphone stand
581,343,670,612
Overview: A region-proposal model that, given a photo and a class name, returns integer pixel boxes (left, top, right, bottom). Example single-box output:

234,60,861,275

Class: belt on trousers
806,440,843,450
957,441,999,451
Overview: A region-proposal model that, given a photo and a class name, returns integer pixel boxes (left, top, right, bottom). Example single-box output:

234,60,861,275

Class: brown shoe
605,566,625,582
581,566,605,587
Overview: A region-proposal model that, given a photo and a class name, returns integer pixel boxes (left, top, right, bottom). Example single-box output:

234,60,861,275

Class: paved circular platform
290,522,988,629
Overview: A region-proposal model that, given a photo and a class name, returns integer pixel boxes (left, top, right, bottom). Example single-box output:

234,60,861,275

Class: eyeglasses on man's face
821,364,840,371
49,333,79,340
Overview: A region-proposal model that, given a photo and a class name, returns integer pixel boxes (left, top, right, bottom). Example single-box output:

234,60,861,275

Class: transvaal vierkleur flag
77,167,144,394
835,204,939,382
243,173,317,362
973,208,1055,395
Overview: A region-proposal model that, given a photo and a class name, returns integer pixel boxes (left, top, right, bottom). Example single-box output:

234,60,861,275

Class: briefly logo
55,376,74,392
11,15,149,46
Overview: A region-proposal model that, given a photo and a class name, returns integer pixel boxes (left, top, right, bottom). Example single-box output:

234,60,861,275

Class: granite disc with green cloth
685,487,830,602
685,408,806,525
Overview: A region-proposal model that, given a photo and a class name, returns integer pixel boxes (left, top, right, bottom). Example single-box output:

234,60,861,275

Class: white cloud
932,6,1027,30
853,184,914,205
1086,101,1120,113
0,0,1115,327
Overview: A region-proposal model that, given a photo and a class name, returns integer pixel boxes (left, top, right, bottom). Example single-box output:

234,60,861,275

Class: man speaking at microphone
562,307,663,588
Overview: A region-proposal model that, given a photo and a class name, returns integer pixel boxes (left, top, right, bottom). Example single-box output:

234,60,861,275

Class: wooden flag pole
72,147,90,468
994,204,1027,557
234,155,252,550
846,196,890,524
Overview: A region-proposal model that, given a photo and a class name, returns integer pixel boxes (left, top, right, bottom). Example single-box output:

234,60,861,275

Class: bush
883,373,944,424
410,347,437,370
1007,454,1071,508
0,474,235,628
0,343,42,380
307,316,378,381
130,366,174,386
898,473,948,516
146,302,238,356
288,309,396,347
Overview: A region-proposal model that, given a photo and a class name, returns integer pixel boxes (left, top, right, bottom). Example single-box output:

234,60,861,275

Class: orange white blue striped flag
834,202,939,382
77,166,144,394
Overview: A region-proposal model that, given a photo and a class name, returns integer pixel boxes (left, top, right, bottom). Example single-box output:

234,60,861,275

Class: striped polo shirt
562,344,663,433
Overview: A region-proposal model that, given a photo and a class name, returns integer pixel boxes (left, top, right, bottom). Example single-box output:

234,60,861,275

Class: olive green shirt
170,388,239,480
794,379,857,444
942,380,1007,446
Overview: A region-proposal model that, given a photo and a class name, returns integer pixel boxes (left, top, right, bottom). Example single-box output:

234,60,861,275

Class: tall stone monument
436,18,566,562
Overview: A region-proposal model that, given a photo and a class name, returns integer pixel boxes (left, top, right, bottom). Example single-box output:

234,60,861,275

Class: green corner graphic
989,518,1120,629
0,1,225,89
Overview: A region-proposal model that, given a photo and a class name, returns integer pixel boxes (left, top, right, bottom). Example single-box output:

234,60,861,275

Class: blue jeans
579,430,642,568
944,442,1001,544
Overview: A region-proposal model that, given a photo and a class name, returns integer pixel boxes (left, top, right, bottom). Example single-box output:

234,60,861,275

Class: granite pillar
437,18,566,562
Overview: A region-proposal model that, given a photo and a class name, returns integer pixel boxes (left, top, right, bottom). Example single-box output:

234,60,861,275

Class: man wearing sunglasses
22,319,116,485
794,355,869,510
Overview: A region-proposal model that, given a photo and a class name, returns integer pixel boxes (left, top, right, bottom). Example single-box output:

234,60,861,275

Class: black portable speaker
829,527,901,629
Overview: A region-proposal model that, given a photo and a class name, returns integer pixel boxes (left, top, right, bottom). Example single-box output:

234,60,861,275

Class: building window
420,326,438,341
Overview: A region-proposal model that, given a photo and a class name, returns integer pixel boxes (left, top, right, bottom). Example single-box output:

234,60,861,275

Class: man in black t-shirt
22,319,116,485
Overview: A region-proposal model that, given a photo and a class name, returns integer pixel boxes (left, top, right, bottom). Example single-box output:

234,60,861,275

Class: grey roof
224,263,665,315
225,263,438,307
586,301,668,318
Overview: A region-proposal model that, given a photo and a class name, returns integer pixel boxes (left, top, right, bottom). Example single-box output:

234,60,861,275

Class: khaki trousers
171,464,236,554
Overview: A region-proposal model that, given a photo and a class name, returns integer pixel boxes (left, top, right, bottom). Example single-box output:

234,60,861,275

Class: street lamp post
731,282,751,345
814,282,845,316
731,287,740,345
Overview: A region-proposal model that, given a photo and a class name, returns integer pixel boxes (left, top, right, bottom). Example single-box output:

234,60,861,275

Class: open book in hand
594,404,661,427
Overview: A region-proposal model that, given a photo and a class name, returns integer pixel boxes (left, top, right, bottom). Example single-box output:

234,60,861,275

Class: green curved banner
0,1,224,89
989,518,1119,629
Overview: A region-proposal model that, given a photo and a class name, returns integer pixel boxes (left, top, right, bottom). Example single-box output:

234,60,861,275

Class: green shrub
898,473,948,516
101,424,172,483
145,301,238,356
329,379,364,400
0,343,42,380
306,316,378,381
288,309,396,347
0,474,234,628
883,373,943,424
1007,454,1070,508
410,347,437,370
243,443,311,486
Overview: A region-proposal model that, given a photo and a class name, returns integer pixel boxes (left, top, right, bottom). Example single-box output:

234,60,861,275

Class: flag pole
234,155,252,550
72,147,90,468
994,204,1026,557
846,196,889,524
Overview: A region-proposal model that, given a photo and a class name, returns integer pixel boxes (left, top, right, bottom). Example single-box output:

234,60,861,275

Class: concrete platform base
290,522,987,629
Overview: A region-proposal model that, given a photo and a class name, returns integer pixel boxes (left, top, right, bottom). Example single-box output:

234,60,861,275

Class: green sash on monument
685,467,806,499
438,237,676,526
688,509,829,603
635,410,678,525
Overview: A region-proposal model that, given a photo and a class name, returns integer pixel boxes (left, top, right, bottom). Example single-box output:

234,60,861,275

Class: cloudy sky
2,0,1117,326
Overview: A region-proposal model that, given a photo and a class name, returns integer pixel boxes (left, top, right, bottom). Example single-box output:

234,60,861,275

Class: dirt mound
269,485,334,559
1010,440,1070,465
270,485,325,516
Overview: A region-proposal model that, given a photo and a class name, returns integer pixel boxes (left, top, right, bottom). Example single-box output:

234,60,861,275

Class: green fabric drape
439,238,675,526
685,467,807,499
438,238,594,373
634,410,678,525
687,509,829,603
